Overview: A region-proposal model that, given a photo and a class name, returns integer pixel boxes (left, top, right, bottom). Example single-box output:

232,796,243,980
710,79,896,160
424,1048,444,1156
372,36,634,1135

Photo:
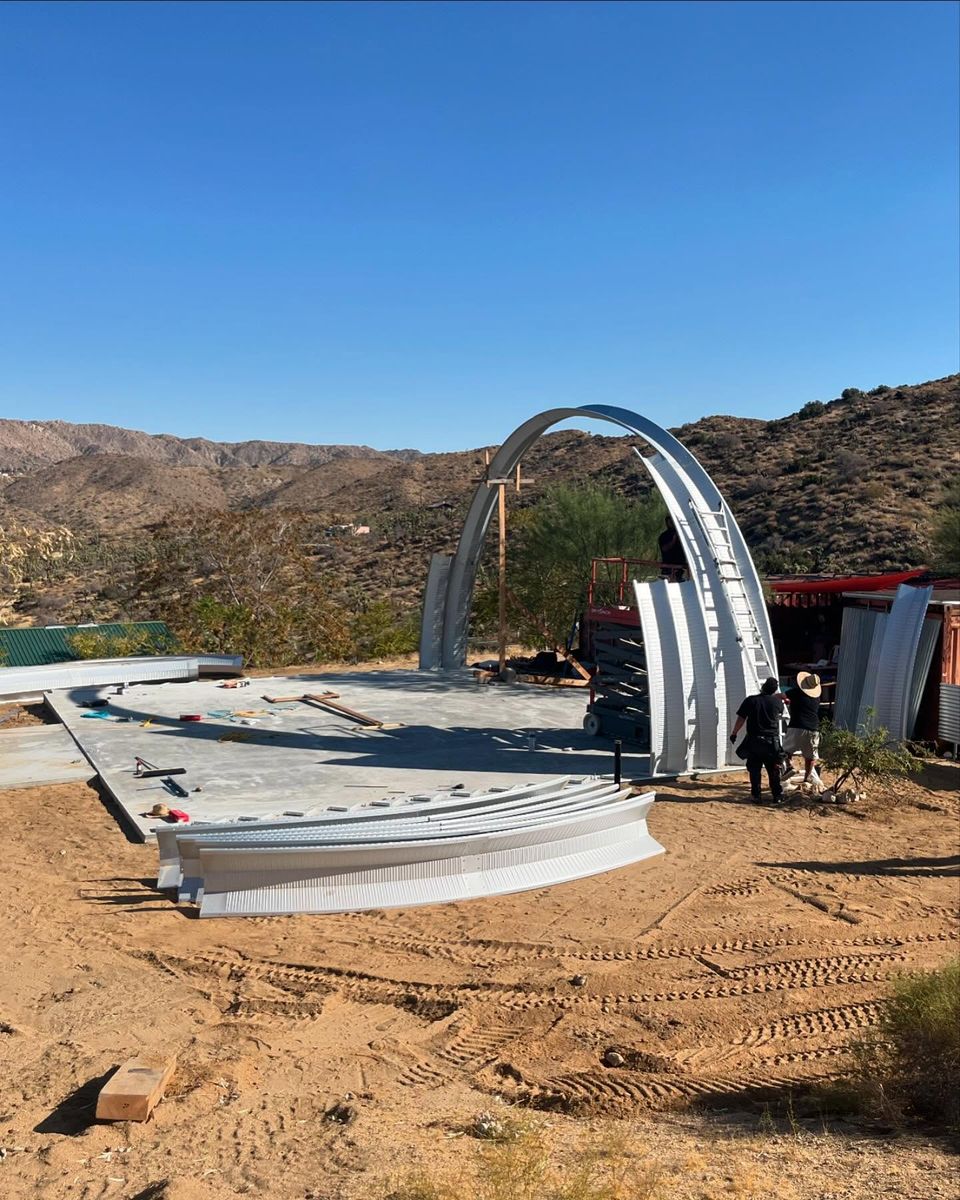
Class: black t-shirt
657,528,686,567
785,685,820,731
737,692,784,739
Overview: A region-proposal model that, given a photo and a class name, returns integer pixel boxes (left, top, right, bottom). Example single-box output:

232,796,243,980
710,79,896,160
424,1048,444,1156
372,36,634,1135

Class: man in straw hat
782,671,823,785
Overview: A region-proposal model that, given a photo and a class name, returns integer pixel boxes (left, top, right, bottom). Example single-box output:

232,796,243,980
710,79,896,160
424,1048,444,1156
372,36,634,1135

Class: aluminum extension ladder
687,502,775,690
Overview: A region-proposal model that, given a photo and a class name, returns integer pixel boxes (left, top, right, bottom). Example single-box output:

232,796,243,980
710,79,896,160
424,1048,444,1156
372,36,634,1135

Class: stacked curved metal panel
154,776,663,918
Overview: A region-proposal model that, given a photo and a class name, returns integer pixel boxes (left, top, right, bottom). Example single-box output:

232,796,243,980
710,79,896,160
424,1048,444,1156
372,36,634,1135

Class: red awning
767,569,925,595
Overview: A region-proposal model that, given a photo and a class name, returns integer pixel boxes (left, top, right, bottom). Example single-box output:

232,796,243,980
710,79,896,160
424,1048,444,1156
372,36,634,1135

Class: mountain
0,418,420,473
1,374,955,625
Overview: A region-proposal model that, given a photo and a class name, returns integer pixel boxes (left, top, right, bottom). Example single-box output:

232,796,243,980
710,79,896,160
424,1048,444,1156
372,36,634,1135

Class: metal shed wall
0,622,174,668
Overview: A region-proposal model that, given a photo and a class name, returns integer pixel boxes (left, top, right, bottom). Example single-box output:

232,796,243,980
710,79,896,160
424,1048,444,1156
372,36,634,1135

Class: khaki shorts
784,727,820,760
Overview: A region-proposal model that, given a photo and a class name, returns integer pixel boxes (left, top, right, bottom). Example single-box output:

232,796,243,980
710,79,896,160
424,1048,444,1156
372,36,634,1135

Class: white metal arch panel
634,583,669,774
664,582,699,773
639,452,751,767
197,793,661,917
677,579,718,770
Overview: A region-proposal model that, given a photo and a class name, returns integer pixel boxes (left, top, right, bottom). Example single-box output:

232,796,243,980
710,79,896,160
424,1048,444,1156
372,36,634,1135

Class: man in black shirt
730,677,785,804
657,516,687,581
783,672,822,784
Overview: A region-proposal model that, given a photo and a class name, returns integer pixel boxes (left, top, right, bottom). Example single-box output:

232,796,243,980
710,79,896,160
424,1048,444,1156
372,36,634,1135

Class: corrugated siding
0,622,174,668
939,684,960,743
835,607,883,731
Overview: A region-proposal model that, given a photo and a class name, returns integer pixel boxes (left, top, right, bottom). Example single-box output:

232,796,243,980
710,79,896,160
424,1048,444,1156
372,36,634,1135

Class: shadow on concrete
34,1068,116,1135
757,854,960,878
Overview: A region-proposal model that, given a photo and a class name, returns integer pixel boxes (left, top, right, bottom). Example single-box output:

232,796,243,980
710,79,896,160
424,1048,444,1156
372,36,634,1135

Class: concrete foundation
0,724,94,790
47,670,652,841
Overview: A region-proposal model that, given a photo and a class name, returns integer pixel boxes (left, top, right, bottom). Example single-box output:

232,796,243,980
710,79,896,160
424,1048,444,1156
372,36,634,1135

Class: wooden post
498,481,507,674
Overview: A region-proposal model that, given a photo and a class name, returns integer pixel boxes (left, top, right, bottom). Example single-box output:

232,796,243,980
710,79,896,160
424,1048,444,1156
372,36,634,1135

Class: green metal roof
0,622,175,668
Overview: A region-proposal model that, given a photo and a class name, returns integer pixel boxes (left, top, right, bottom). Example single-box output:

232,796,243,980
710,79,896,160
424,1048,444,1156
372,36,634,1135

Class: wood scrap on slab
301,693,404,729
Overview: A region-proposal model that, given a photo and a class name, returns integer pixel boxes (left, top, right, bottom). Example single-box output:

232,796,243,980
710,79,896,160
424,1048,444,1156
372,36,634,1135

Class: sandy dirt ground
0,756,956,1199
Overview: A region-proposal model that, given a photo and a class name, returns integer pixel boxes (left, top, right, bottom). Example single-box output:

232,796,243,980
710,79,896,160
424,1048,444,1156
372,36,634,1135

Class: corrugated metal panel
866,585,933,742
939,683,960,743
196,793,661,918
418,554,452,670
678,581,717,769
835,607,884,731
0,656,201,700
0,622,174,668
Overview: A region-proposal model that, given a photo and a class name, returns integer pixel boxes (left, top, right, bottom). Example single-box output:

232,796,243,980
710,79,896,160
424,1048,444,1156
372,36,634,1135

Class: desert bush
832,960,960,1130
833,449,868,483
349,600,419,661
67,626,179,660
841,387,864,400
798,400,826,419
818,714,921,795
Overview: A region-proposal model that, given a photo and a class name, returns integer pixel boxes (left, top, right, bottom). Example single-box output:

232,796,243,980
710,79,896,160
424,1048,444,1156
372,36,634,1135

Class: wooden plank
301,693,384,726
262,692,340,704
516,674,590,688
96,1056,176,1122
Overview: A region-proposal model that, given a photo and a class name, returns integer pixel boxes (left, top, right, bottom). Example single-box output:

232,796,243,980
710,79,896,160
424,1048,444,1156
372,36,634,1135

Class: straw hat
797,671,822,699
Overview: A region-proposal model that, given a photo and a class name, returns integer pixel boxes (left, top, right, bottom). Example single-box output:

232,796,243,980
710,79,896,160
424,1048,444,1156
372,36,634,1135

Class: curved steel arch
418,404,776,772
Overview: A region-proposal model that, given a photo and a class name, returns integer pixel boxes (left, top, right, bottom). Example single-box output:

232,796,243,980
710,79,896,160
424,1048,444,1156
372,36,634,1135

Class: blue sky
0,1,956,452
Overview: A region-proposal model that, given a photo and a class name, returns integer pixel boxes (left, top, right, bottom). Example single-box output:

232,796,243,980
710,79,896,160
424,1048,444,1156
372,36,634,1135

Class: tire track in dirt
339,926,958,969
131,945,915,1016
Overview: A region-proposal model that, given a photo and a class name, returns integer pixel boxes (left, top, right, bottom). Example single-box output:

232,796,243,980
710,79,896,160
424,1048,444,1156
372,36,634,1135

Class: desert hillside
0,374,955,626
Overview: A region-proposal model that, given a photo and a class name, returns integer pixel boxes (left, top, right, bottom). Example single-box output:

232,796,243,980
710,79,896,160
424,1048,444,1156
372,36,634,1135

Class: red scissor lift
581,557,683,746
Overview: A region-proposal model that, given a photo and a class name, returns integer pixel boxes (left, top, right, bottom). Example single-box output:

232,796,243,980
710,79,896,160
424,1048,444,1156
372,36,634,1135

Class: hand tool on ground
134,756,186,779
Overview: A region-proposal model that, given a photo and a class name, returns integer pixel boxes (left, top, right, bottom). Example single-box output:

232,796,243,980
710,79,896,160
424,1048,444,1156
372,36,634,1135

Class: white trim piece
0,656,203,700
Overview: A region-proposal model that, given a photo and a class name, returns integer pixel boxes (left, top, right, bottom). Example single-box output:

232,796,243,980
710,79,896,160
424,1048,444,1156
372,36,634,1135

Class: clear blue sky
0,1,956,452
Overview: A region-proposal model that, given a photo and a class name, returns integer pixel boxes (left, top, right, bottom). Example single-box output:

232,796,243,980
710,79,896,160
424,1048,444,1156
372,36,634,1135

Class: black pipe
614,739,622,786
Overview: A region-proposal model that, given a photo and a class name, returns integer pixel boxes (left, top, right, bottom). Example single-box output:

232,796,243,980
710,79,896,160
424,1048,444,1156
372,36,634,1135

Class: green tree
930,479,960,575
477,483,666,648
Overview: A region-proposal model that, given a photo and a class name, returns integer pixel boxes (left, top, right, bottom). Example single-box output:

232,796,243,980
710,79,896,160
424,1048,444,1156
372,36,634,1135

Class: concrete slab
0,724,94,790
46,670,652,841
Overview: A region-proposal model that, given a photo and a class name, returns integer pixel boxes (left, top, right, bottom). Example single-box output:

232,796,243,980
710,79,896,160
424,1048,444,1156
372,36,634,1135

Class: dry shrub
825,959,960,1130
384,1119,661,1200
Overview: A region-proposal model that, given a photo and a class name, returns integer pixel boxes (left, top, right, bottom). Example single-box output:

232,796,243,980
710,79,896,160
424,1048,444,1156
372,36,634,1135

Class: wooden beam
96,1056,176,1122
516,674,590,688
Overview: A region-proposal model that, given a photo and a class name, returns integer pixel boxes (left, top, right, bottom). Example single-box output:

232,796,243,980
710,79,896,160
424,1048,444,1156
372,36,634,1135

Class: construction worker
782,671,822,784
657,515,687,580
730,677,785,805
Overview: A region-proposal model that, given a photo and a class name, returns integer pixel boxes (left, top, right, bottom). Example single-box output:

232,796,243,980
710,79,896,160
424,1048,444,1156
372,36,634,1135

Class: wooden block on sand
96,1056,176,1122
